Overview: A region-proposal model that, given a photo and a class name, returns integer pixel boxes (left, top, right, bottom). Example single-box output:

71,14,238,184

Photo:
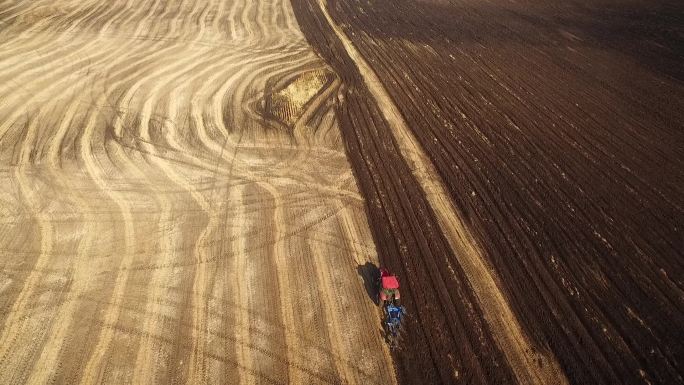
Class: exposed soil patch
261,68,335,127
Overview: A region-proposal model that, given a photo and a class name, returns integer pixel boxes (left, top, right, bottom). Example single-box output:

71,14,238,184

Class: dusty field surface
294,0,684,385
0,1,396,384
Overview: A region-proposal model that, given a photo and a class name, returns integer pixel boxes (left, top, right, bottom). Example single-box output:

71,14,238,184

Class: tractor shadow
357,262,379,305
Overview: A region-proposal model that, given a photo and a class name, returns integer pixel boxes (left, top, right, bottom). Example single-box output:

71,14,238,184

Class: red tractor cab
378,268,400,306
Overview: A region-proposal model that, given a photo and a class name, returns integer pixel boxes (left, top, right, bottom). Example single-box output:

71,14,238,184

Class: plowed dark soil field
292,0,684,384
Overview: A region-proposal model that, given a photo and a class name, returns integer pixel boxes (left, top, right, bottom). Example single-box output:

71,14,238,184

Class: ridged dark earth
291,0,684,384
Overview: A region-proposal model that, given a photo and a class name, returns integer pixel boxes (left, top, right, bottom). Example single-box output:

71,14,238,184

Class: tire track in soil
239,183,289,385
75,79,170,384
23,160,99,385
257,181,302,385
230,183,255,385
0,167,54,383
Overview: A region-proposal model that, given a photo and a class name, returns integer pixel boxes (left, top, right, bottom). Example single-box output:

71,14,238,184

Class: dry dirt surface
292,0,684,385
0,1,397,384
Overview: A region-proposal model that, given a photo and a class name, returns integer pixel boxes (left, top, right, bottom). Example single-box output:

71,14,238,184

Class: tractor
378,268,400,306
377,268,406,348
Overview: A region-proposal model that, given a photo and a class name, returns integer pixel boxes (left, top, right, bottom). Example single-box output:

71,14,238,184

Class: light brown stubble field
0,1,396,384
